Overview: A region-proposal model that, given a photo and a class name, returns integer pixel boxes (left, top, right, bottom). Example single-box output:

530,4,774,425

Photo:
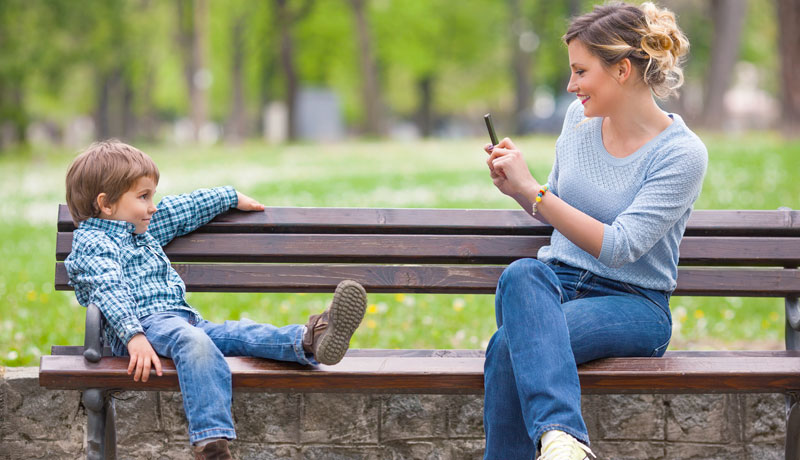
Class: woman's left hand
485,137,540,199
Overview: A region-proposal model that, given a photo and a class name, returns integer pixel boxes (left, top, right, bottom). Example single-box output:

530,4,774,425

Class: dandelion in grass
366,319,377,329
395,294,405,302
674,306,687,323
367,304,378,314
770,312,780,322
452,298,466,312
694,310,705,319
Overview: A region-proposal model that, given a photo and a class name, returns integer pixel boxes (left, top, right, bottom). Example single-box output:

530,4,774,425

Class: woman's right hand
484,137,540,199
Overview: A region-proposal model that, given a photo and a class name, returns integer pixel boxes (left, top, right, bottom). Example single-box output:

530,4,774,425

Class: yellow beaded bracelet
532,183,549,214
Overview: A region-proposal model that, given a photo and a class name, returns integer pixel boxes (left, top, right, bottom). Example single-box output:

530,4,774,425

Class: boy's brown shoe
193,439,232,460
303,280,367,365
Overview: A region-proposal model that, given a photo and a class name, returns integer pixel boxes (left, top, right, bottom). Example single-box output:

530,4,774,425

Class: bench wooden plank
39,352,800,394
55,233,800,266
48,347,800,359
55,263,800,296
57,205,800,236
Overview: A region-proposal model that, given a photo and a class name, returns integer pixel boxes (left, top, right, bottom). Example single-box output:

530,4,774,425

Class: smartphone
484,113,499,146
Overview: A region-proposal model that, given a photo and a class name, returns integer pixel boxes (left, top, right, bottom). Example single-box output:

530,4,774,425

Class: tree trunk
192,0,208,141
350,0,385,137
177,0,208,142
122,75,136,140
94,70,125,140
225,14,247,144
0,77,27,148
778,0,800,137
510,0,532,135
417,75,434,137
701,0,746,129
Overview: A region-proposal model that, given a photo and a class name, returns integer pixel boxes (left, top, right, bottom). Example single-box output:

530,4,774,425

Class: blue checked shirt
64,186,238,353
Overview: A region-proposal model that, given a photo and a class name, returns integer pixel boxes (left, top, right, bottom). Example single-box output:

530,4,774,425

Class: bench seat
40,349,800,394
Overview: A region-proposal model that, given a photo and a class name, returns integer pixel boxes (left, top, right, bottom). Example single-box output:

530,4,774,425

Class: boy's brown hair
65,140,160,225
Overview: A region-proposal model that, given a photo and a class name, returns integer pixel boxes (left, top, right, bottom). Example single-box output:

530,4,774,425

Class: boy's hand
126,333,163,382
236,191,265,212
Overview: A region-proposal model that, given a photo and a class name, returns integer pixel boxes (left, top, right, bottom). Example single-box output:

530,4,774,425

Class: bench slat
57,205,800,236
55,263,800,296
56,232,800,266
39,352,800,394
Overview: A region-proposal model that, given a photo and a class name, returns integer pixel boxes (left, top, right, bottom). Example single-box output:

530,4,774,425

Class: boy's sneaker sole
315,280,367,365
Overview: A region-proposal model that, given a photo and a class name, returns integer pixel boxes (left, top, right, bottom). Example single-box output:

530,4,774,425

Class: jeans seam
294,326,314,365
570,319,670,345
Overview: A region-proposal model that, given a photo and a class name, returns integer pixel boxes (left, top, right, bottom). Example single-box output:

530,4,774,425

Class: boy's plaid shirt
64,186,238,353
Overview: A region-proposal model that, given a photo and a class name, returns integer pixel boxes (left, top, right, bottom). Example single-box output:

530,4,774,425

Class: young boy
64,140,367,459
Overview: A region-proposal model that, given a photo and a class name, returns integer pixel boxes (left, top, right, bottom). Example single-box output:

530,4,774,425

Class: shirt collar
80,217,137,235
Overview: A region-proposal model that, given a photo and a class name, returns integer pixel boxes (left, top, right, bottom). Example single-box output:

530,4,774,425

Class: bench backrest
55,206,800,297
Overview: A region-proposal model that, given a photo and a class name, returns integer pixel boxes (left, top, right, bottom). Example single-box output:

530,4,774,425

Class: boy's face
101,176,158,234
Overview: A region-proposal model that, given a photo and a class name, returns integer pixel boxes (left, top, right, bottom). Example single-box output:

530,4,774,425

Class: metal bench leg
786,294,800,460
104,395,116,460
83,389,116,460
787,392,800,460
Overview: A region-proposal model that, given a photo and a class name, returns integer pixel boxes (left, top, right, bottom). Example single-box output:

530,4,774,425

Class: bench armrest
83,303,105,363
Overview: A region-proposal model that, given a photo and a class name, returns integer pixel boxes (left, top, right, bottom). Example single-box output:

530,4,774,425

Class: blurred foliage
0,0,782,144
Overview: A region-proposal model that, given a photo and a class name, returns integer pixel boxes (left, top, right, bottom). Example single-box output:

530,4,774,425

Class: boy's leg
140,312,236,445
200,280,367,366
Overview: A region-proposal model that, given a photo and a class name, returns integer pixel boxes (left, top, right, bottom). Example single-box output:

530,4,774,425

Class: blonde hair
65,140,159,225
563,2,690,99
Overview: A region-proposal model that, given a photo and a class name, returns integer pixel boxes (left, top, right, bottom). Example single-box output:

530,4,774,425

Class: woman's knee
499,258,553,288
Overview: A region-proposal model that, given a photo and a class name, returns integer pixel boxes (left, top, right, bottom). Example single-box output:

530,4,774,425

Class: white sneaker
537,430,596,460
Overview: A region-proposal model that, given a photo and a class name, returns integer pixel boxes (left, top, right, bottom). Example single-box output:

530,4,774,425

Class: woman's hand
484,138,540,199
236,192,265,212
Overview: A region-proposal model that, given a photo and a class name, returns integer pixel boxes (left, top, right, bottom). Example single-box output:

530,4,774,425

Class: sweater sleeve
597,143,707,268
148,186,239,246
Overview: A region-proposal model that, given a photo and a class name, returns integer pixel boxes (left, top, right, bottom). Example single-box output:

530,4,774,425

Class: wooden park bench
40,204,800,459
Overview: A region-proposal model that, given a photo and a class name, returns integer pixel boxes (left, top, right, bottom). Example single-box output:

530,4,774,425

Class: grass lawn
1,133,798,367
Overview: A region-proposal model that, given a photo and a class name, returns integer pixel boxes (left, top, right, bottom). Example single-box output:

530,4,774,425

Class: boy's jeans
120,311,312,444
483,259,672,460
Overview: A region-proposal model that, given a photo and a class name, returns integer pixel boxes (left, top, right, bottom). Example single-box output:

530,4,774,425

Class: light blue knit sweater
537,100,708,292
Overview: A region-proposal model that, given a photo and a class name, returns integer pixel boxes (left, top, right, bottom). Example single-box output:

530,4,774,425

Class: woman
482,3,707,460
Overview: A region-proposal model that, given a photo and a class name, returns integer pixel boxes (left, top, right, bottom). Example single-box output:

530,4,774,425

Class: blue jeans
483,259,672,459
115,311,312,444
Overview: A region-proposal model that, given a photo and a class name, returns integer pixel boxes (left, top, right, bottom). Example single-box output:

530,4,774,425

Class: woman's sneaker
537,431,596,460
302,280,367,365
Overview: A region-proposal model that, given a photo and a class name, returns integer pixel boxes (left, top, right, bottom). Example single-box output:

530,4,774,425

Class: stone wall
0,367,786,460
